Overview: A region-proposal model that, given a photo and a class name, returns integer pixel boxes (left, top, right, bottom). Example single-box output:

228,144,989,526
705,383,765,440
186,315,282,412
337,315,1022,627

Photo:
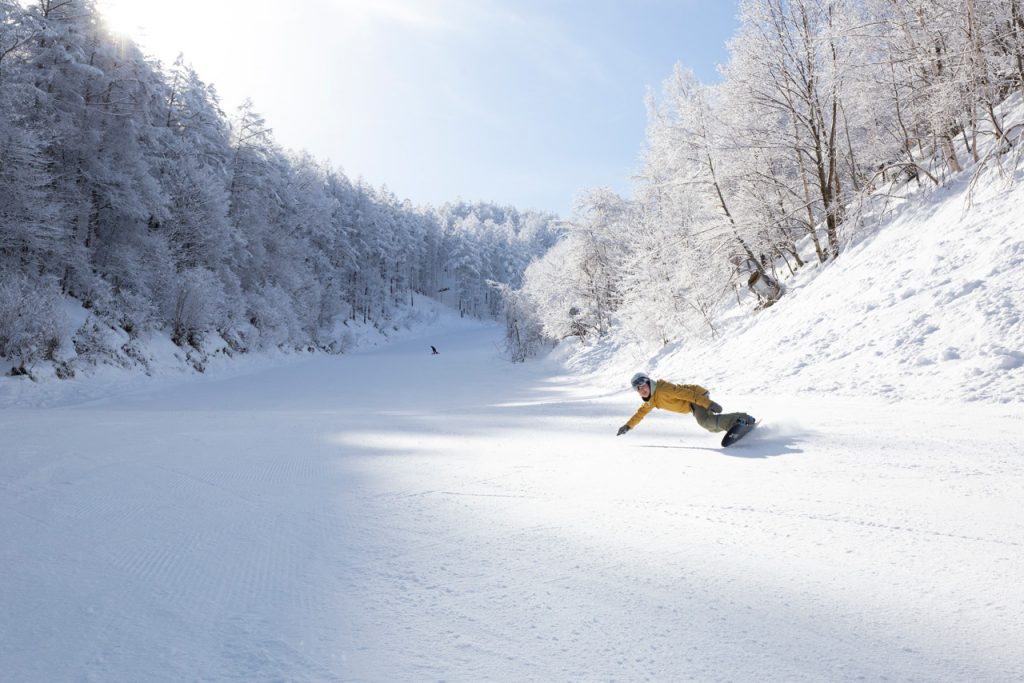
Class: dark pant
691,404,751,433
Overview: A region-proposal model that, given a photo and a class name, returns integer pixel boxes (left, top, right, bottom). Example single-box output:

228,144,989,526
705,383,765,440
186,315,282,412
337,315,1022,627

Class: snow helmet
630,372,650,390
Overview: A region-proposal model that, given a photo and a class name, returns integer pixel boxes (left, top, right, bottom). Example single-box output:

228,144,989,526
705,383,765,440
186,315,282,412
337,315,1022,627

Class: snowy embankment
571,167,1024,409
0,294,461,410
2,169,1023,681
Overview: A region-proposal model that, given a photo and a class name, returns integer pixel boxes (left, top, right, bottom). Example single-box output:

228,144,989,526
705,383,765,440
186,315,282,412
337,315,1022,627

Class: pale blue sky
99,0,741,216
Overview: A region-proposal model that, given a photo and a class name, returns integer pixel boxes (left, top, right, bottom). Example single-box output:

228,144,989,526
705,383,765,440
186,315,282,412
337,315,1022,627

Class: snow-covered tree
0,0,560,371
515,0,1024,358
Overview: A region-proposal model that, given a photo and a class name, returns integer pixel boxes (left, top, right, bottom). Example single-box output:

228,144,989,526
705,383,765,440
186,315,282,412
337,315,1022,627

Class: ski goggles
631,376,650,390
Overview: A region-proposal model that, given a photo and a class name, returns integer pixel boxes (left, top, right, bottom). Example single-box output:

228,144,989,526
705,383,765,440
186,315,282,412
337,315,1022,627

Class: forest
0,0,560,375
507,0,1024,360
3,0,1024,374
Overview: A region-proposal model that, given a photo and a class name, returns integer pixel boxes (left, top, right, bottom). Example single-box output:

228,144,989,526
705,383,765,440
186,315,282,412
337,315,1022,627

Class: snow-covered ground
3,170,1023,680
3,325,1022,681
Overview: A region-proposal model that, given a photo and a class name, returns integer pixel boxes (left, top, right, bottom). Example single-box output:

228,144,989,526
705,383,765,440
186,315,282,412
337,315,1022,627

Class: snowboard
721,419,756,447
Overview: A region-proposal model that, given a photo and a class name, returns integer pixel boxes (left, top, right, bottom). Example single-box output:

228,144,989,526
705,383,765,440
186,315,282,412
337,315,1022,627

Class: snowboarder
431,345,439,355
616,372,755,444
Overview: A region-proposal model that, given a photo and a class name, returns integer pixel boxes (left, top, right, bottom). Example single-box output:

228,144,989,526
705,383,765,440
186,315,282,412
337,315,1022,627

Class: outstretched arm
617,401,653,434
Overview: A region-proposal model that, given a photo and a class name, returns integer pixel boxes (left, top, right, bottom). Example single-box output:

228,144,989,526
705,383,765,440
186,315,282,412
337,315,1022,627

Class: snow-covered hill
572,165,1024,408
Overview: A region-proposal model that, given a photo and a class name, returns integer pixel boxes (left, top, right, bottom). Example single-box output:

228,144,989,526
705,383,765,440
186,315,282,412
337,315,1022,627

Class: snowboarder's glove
708,401,722,414
616,424,630,436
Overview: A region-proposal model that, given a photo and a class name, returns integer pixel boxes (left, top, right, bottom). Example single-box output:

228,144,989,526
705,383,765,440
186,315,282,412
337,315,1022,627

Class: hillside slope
577,166,1024,407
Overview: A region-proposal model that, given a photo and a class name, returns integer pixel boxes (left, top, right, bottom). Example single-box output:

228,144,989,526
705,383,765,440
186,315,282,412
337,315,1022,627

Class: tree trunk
940,134,962,173
1013,0,1024,100
706,152,769,277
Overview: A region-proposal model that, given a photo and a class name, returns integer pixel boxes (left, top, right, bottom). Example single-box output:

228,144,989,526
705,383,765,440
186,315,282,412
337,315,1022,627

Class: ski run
2,172,1024,683
3,126,1024,683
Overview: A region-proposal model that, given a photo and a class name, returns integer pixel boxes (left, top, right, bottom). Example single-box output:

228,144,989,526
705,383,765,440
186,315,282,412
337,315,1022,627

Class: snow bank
0,294,480,409
566,163,1024,406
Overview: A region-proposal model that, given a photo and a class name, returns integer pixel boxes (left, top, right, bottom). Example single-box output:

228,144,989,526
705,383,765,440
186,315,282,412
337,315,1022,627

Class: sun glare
97,0,153,38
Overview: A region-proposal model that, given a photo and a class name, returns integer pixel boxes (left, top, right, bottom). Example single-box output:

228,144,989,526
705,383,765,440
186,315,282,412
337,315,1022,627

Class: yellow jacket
626,380,711,429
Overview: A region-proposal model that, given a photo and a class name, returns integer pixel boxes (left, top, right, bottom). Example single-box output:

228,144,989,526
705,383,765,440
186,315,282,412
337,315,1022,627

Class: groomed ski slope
4,163,1024,681
2,317,1022,681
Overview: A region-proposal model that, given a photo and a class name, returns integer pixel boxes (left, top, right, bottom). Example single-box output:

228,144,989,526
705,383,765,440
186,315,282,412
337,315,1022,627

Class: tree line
506,0,1024,360
0,0,560,374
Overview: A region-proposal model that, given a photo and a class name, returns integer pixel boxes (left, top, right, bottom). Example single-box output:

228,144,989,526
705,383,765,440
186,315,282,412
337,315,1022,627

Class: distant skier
616,372,755,445
431,345,439,355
